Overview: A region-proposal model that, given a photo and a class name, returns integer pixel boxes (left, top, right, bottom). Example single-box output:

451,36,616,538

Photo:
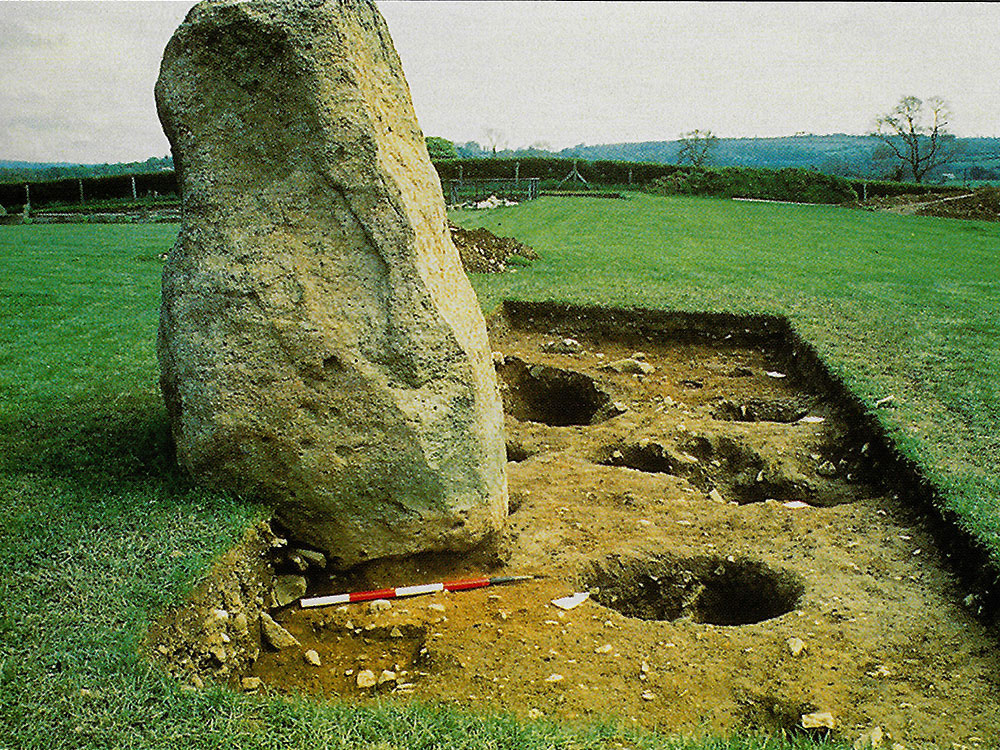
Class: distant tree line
0,156,173,185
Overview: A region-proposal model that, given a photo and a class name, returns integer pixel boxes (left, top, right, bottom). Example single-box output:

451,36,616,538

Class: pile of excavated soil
856,188,1000,221
148,308,1000,750
914,187,1000,222
449,222,539,273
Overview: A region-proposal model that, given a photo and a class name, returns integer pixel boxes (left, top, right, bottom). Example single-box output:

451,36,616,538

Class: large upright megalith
155,0,507,568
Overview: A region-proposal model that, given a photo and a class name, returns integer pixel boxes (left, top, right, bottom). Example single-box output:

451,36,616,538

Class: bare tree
677,129,718,167
872,96,959,183
482,128,507,157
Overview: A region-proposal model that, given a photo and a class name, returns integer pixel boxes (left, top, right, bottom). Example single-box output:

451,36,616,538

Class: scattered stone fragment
595,644,613,654
541,338,582,354
304,650,322,666
260,612,300,650
231,612,249,636
369,599,392,613
379,669,397,685
798,415,826,424
356,670,377,689
272,575,307,607
708,488,725,503
786,636,806,656
854,726,885,749
190,675,204,690
295,549,327,569
527,708,543,719
427,603,446,613
875,395,896,408
801,711,836,729
766,371,787,379
600,358,655,375
544,673,564,683
551,592,590,610
816,460,838,477
241,676,262,691
641,691,656,701
389,626,404,638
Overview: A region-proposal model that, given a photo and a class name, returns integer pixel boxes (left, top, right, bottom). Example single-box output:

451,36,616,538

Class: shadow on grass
0,395,191,490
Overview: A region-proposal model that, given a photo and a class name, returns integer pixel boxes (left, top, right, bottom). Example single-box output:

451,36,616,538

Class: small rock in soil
801,711,836,729
544,673,565,683
304,649,322,666
817,460,838,477
295,549,327,569
232,612,249,636
601,358,655,375
272,575,307,607
641,691,657,701
542,338,582,354
786,637,806,656
260,612,300,650
241,676,262,691
356,670,377,689
369,599,392,613
379,669,397,685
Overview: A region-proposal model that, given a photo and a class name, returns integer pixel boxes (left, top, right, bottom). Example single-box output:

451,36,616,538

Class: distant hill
466,135,1000,182
0,157,173,184
0,160,78,170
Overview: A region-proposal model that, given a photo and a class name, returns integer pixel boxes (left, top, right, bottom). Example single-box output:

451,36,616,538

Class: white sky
1,1,998,163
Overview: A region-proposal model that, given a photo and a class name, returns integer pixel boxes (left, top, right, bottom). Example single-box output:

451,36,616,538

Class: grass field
3,192,998,748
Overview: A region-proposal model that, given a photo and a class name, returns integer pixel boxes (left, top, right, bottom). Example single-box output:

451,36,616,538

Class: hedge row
848,179,964,200
0,171,178,211
6,158,950,211
648,166,857,204
433,157,681,185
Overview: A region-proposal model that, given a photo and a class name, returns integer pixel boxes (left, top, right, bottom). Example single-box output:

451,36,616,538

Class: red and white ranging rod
299,574,537,609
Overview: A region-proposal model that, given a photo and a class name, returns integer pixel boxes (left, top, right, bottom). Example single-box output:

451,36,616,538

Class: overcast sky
2,1,999,164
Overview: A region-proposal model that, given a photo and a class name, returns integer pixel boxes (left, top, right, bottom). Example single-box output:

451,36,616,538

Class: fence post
24,184,30,215
458,165,464,186
78,179,84,204
131,175,137,200
515,162,520,184
628,169,633,185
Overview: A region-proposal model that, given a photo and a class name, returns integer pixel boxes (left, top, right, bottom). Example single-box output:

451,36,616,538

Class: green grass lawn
5,192,997,748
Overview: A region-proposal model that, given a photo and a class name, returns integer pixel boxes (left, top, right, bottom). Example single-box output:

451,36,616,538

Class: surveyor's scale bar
299,575,535,608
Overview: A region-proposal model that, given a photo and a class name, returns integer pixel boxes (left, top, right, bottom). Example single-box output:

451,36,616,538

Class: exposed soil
857,188,1000,222
449,221,539,273
149,304,1000,749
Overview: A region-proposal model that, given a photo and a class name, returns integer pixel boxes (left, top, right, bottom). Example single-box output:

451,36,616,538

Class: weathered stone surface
155,0,507,568
260,612,299,650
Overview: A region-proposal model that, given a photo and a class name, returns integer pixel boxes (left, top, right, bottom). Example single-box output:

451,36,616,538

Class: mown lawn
5,191,997,748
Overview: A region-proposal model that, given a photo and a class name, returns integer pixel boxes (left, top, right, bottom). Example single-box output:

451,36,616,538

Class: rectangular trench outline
497,298,1000,626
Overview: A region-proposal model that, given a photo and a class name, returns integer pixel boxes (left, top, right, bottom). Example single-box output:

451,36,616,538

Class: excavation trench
148,303,1000,747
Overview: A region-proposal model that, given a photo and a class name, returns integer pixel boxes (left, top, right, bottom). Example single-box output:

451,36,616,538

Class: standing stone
155,0,507,568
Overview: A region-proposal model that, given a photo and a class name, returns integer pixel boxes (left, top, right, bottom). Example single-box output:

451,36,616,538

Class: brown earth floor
151,318,1000,750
